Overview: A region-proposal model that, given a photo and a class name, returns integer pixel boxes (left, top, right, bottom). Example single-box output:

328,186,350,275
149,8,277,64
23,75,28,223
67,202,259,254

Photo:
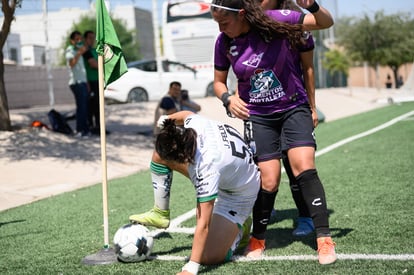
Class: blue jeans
69,82,89,134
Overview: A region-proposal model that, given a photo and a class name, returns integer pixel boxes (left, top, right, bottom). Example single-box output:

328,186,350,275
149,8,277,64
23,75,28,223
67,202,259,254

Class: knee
260,173,279,192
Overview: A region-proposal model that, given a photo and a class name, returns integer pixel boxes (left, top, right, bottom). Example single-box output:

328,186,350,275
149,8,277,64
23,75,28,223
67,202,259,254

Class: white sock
150,161,172,210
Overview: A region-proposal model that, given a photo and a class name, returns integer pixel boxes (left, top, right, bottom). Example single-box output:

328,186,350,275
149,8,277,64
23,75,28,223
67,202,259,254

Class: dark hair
83,30,95,38
70,30,81,40
155,119,197,164
181,89,189,100
169,81,182,88
212,0,304,47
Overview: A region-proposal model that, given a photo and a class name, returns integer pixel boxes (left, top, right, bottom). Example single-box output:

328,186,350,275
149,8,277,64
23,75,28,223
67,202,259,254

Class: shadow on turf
269,208,335,224
151,209,353,264
154,232,193,255
267,208,353,250
0,219,25,227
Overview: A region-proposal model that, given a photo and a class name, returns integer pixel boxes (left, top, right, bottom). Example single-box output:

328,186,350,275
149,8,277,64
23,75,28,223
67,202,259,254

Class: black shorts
249,104,316,162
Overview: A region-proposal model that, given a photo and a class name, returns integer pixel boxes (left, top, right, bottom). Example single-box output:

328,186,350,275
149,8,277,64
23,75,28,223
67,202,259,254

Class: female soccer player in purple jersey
212,0,337,265
251,0,319,238
260,0,322,237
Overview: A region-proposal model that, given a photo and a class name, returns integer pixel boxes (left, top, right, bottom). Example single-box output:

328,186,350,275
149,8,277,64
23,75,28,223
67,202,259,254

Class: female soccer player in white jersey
132,111,260,275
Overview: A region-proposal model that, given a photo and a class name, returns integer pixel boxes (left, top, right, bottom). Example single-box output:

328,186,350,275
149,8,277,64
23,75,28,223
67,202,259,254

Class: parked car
104,59,216,103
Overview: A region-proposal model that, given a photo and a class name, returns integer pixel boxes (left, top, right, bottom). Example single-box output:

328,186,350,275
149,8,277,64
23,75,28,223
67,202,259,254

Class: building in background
3,33,21,65
1,5,154,66
21,45,45,66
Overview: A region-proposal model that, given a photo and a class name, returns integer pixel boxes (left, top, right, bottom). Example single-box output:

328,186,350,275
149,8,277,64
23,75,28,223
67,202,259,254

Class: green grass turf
1,102,413,274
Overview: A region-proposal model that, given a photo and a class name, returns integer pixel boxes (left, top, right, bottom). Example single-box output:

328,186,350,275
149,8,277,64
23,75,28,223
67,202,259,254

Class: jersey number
224,125,253,163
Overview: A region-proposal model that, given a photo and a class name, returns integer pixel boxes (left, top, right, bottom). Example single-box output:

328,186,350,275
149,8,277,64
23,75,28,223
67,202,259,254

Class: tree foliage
322,48,351,87
323,49,351,77
336,11,414,87
59,15,141,65
0,0,21,131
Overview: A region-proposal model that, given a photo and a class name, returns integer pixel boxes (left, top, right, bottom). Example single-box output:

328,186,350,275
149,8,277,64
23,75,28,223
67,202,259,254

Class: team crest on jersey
242,52,263,68
249,70,286,103
251,70,280,93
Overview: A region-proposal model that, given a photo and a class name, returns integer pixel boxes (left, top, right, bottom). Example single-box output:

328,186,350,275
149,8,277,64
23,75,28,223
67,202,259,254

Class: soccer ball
113,223,154,263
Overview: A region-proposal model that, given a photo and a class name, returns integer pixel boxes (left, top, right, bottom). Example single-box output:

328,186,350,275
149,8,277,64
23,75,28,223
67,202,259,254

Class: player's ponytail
155,119,197,164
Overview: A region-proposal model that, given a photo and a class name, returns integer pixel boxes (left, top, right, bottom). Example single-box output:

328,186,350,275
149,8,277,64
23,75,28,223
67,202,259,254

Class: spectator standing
386,74,392,89
82,30,101,135
65,30,90,137
397,75,404,89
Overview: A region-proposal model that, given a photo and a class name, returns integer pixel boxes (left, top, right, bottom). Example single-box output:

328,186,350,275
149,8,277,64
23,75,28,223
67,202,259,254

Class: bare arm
214,69,229,100
300,50,318,127
214,69,249,120
167,110,195,125
177,200,214,275
296,0,334,30
191,201,214,263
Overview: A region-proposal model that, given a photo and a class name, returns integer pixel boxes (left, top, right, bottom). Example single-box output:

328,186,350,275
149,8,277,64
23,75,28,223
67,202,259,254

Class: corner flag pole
81,33,114,268
82,53,115,266
98,53,110,248
82,0,127,264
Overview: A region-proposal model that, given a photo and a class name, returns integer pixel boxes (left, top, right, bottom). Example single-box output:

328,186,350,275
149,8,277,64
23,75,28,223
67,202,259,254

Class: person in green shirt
83,30,100,135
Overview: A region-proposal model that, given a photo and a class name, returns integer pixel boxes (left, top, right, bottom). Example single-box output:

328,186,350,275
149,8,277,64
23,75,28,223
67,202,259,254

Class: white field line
148,208,196,237
151,254,414,261
315,110,414,157
150,111,414,262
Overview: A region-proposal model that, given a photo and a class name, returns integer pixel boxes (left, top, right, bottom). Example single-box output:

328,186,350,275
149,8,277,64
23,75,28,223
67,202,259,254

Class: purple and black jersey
214,10,314,115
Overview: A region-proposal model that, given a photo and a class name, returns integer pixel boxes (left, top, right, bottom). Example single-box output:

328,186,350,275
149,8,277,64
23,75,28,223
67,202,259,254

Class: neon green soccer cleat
129,207,170,229
237,216,252,253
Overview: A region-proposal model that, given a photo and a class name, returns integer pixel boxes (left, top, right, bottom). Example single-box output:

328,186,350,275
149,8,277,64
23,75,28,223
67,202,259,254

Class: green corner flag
96,0,127,87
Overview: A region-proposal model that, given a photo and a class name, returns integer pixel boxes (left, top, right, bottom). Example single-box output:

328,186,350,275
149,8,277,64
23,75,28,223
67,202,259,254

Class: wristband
181,260,200,275
220,92,233,117
221,92,231,107
306,1,320,13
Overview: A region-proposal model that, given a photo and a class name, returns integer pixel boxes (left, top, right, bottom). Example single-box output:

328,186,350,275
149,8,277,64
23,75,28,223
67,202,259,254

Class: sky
15,0,414,21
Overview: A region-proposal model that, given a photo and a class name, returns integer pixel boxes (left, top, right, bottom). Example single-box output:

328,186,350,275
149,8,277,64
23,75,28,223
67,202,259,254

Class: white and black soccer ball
113,224,154,263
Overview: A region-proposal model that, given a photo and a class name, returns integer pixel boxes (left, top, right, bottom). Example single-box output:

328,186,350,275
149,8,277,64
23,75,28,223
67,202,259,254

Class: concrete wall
5,64,73,109
348,62,413,89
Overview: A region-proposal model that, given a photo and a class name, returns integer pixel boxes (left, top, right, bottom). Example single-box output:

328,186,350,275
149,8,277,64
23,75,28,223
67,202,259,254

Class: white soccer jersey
185,114,260,205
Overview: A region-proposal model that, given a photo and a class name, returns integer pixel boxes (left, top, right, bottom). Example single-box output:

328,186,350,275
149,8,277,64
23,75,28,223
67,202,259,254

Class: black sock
252,188,278,240
282,156,310,217
296,169,330,237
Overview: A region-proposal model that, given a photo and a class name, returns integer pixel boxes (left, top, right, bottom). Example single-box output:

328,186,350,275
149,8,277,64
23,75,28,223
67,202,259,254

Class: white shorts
213,183,259,226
